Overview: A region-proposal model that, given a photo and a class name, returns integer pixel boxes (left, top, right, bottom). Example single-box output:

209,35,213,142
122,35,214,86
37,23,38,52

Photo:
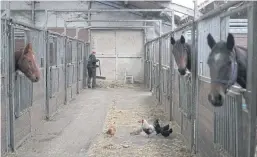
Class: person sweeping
87,51,99,88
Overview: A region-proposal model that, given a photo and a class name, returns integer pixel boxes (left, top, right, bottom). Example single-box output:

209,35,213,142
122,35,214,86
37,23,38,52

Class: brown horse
15,43,40,82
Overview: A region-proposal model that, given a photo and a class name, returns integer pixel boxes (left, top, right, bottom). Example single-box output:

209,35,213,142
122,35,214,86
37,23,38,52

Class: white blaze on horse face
214,53,222,62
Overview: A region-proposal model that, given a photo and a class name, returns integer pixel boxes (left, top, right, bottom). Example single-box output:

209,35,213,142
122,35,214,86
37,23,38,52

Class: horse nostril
217,94,222,101
208,94,223,107
178,69,186,75
208,94,212,102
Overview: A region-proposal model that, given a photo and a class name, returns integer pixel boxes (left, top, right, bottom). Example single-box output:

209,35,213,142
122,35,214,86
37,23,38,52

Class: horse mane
15,48,25,70
185,43,192,71
234,44,247,89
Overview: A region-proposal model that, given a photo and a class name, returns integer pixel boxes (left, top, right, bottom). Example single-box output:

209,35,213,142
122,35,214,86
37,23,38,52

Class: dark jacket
87,53,99,68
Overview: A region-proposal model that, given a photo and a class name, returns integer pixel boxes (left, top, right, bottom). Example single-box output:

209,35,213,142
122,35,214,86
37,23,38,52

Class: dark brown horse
170,35,192,75
15,43,40,82
207,33,247,107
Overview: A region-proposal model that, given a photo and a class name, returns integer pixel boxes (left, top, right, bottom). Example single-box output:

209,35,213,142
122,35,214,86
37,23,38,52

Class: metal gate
47,32,66,115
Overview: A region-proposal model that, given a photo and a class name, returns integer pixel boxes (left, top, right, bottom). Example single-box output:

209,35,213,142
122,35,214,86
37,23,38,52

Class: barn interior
1,1,257,157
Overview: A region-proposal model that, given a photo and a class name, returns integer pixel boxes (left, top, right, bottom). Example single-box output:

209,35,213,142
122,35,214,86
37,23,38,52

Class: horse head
206,33,238,107
170,35,191,75
16,43,40,82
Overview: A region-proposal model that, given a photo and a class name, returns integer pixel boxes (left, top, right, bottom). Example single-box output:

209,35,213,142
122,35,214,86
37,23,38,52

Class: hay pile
87,97,194,157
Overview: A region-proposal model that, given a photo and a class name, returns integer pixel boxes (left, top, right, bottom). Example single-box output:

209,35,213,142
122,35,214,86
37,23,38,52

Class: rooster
138,119,155,138
153,119,173,137
153,119,169,135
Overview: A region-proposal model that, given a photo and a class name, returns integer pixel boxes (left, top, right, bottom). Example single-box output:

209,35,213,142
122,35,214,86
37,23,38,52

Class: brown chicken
106,122,116,136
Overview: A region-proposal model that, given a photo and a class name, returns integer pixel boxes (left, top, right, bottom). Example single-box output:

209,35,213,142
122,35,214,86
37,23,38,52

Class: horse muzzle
31,75,40,82
178,68,186,75
208,93,224,107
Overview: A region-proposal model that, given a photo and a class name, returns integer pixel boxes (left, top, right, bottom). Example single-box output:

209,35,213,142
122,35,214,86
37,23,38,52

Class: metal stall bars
1,19,11,153
64,36,84,102
145,23,195,152
152,40,160,100
195,2,251,157
47,31,66,116
160,34,171,119
143,1,253,157
76,41,84,94
9,19,46,149
7,18,15,153
65,38,73,103
1,17,88,152
13,29,33,118
144,40,150,89
191,0,198,153
211,4,249,157
145,42,153,92
71,39,78,99
176,28,195,151
83,43,90,89
0,18,19,152
246,2,257,157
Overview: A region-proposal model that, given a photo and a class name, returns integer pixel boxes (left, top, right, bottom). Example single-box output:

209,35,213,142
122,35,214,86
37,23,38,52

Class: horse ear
207,33,216,49
170,36,175,45
226,33,235,51
180,35,185,44
24,43,32,54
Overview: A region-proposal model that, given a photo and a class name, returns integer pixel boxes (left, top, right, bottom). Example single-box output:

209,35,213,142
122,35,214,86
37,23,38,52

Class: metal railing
144,1,257,157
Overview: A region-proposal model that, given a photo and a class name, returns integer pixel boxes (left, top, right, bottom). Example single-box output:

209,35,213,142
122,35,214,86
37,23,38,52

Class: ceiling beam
150,1,202,17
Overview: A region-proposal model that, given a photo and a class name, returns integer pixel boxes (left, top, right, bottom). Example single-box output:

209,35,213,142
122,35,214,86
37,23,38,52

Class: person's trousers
87,67,96,88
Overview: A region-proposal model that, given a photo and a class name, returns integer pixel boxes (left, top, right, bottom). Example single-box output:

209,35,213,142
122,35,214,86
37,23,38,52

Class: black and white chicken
138,119,155,138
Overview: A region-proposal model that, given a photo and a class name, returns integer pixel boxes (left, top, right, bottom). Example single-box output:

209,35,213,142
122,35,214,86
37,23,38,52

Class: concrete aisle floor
5,86,192,157
5,88,113,157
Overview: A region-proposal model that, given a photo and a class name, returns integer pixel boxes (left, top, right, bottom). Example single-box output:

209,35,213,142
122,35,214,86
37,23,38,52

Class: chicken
153,119,169,135
153,119,161,134
161,128,173,137
130,127,143,135
106,122,116,136
138,119,155,138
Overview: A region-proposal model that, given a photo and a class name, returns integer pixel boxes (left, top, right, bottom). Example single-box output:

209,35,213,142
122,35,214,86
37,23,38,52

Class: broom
96,60,106,80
